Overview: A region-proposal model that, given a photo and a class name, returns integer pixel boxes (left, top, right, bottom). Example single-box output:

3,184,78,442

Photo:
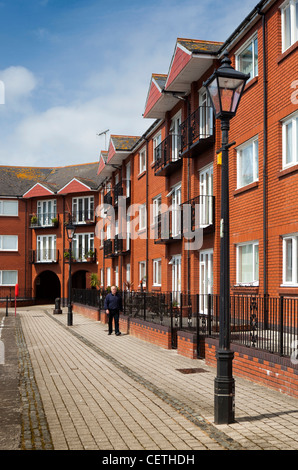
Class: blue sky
0,0,258,167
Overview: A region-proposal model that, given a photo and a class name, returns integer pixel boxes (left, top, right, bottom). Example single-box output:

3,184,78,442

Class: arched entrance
72,270,88,289
35,271,60,304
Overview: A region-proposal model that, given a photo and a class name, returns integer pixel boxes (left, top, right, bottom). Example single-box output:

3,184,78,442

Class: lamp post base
67,305,73,326
214,349,235,424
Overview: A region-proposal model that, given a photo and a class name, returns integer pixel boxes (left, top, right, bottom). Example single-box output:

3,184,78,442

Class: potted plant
51,217,58,227
85,250,95,262
31,215,38,226
90,273,99,289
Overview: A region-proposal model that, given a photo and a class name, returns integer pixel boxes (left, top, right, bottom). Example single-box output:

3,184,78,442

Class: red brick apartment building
0,0,297,306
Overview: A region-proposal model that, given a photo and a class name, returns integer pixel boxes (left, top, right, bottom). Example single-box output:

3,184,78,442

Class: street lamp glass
66,223,76,241
204,51,250,120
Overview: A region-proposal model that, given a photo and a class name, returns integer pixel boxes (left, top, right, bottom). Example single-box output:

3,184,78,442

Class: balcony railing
30,213,59,229
154,196,215,243
104,235,128,258
154,134,182,176
104,191,112,206
70,209,95,225
154,209,182,243
182,195,215,232
30,249,59,264
180,106,214,156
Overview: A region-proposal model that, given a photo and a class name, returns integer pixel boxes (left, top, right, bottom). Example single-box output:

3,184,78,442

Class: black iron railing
104,191,112,205
181,195,215,230
30,249,59,263
30,213,59,228
154,134,182,175
72,289,298,358
180,105,214,154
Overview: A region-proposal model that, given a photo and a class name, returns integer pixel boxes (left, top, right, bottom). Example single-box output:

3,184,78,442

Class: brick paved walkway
1,306,298,451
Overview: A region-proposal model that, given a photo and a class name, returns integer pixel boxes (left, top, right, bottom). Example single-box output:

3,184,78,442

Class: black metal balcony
154,195,215,244
71,209,95,225
154,134,183,176
30,213,59,229
104,235,129,258
180,106,214,157
30,249,59,264
114,181,123,206
104,191,112,206
154,210,182,244
181,195,215,234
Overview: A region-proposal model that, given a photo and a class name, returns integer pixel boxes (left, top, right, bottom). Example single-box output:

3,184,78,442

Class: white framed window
282,233,298,285
235,34,258,81
237,137,259,189
36,235,57,263
153,131,162,162
106,267,111,287
236,241,259,285
139,261,146,286
0,270,18,286
126,263,131,283
72,196,94,224
281,0,298,52
200,164,213,226
199,89,213,138
153,258,162,286
72,233,94,261
139,147,146,174
139,204,146,231
168,184,181,237
0,200,18,216
199,249,213,314
37,199,57,226
0,235,18,251
282,111,298,168
100,268,104,287
170,255,181,303
170,111,181,161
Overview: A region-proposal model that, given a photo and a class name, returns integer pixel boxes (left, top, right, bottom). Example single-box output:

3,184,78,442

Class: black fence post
279,295,284,356
6,296,8,316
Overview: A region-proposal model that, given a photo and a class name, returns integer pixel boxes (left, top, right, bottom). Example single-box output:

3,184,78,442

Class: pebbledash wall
1,0,298,396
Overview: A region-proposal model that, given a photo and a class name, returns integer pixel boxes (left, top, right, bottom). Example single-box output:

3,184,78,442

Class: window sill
277,41,298,65
234,181,258,196
279,286,298,295
278,163,298,179
232,285,259,294
242,76,258,94
138,170,146,180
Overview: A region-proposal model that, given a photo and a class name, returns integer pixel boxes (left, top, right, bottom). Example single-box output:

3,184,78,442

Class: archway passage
72,270,88,289
35,271,60,304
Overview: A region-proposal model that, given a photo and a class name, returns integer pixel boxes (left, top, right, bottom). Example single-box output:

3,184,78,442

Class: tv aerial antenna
97,129,109,150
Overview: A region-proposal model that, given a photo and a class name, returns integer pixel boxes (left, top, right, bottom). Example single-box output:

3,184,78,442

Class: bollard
6,296,8,317
53,298,62,315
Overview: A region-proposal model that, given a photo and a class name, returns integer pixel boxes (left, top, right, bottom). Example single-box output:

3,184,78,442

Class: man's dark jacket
104,293,123,311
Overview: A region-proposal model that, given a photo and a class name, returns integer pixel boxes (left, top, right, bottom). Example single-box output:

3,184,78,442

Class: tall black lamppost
66,222,76,326
204,51,249,424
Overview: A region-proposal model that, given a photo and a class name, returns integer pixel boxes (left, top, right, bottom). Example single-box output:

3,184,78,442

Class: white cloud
0,66,37,108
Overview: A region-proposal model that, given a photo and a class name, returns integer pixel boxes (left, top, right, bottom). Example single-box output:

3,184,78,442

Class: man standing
104,286,123,335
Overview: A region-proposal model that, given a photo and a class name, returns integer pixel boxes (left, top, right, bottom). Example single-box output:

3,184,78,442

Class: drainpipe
187,96,191,294
145,137,149,291
257,7,268,300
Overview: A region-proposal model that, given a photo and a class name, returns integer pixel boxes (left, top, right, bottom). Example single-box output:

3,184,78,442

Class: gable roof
0,162,103,197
